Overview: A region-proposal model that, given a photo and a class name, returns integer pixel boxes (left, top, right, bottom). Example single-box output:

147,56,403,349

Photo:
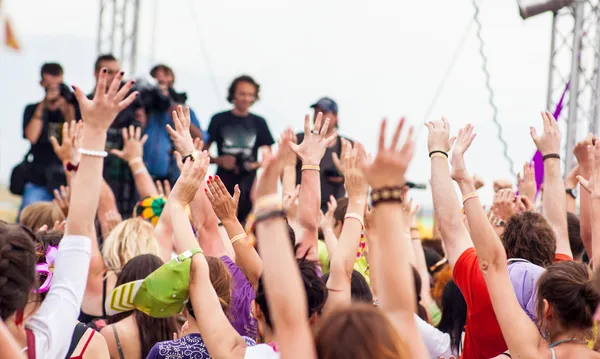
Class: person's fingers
390,117,406,150
61,121,69,144
109,149,124,159
233,184,241,205
173,151,183,167
320,117,331,136
176,105,186,129
72,85,89,107
325,131,338,146
117,91,138,111
424,122,433,131
107,70,124,98
53,189,61,201
303,114,310,136
155,180,165,196
163,181,172,197
442,116,450,129
114,79,135,102
183,106,192,128
135,126,142,141
121,127,129,144
204,186,215,203
313,112,323,134
577,175,592,193
140,134,148,146
332,152,343,172
213,176,228,197
289,142,300,155
38,224,49,232
49,136,60,153
207,177,220,198
166,124,178,139
94,68,108,99
129,125,135,140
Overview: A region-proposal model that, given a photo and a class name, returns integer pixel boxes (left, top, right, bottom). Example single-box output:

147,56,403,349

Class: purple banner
532,82,570,196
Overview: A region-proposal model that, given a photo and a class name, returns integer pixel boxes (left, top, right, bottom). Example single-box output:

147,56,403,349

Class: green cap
105,248,201,318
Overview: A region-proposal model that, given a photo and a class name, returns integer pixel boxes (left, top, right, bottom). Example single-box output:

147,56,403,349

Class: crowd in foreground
2,67,600,359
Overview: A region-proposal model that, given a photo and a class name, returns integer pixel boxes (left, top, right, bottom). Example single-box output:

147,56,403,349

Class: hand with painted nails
290,112,338,166
205,176,241,222
72,68,138,132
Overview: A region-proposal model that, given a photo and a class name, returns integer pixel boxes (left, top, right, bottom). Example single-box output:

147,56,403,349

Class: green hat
105,248,201,318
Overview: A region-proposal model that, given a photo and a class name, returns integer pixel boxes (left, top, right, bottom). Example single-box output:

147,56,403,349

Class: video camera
133,76,188,114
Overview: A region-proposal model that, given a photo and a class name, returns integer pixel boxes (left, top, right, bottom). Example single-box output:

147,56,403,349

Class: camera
133,76,187,114
58,83,77,105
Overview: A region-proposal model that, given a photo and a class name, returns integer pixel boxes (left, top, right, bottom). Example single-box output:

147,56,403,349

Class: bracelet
133,167,147,176
410,227,419,231
65,162,79,172
182,151,198,163
301,164,320,172
129,157,143,166
370,186,403,206
542,153,560,161
78,148,108,158
230,233,247,245
462,191,479,204
430,152,448,160
344,212,364,228
253,209,287,229
254,194,282,213
428,150,448,159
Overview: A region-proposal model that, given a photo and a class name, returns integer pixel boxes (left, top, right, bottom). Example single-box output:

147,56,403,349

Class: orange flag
4,17,20,50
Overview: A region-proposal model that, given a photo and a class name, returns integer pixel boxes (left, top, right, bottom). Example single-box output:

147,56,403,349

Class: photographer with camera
18,63,76,213
205,75,274,223
142,64,203,183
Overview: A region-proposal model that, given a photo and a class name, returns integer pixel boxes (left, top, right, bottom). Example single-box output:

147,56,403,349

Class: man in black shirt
205,75,274,223
20,63,76,213
296,97,351,213
88,54,146,217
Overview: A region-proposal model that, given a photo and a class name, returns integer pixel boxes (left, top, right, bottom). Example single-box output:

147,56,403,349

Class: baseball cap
133,195,167,227
310,97,338,114
105,248,201,318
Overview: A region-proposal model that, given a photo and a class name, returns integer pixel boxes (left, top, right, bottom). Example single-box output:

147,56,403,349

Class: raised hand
173,137,204,173
401,197,420,229
100,210,123,239
344,142,369,201
109,125,148,163
170,151,210,206
492,189,517,222
332,138,352,176
425,117,455,154
279,128,298,167
72,69,137,131
205,176,240,222
530,111,560,156
290,112,338,165
166,105,197,157
255,144,288,200
283,185,301,221
155,180,172,198
450,124,476,182
518,162,536,201
53,185,70,216
50,120,83,163
319,195,338,230
577,141,600,198
573,134,597,173
362,118,415,189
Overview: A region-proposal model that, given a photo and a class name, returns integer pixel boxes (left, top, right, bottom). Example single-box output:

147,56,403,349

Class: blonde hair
19,202,65,231
102,218,159,273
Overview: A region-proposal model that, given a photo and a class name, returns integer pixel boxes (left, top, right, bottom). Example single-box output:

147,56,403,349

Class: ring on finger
311,130,320,135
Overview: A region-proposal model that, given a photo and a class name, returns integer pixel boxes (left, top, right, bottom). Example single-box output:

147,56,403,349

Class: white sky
0,0,565,206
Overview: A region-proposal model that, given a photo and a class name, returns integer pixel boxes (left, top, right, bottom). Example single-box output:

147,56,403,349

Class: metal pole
149,0,158,66
592,2,600,135
109,0,117,53
565,1,585,175
547,12,558,110
97,0,105,55
130,0,141,75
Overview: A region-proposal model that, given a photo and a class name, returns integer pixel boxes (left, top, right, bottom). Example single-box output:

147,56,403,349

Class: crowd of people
2,58,600,359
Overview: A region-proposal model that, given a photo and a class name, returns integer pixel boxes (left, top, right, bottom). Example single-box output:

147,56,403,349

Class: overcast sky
0,0,567,205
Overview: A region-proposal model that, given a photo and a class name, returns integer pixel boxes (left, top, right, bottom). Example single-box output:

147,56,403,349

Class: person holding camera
205,75,274,223
143,64,203,183
295,97,353,213
19,63,75,213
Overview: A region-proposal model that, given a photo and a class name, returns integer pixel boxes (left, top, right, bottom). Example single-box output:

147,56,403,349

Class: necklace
549,338,588,348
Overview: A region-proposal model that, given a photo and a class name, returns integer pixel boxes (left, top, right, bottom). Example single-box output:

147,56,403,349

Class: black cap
310,97,338,114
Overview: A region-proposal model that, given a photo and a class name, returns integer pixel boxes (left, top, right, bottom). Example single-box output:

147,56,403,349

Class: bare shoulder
83,329,110,359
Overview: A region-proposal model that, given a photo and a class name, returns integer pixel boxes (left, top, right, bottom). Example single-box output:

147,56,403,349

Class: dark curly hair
567,212,584,260
501,211,556,268
227,75,260,104
536,261,599,339
0,222,38,320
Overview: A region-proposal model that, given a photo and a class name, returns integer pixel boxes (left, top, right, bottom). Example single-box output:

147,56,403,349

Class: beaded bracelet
78,148,108,158
370,186,403,206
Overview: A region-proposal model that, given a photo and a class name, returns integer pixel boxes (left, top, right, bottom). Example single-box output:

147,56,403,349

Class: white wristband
78,148,108,158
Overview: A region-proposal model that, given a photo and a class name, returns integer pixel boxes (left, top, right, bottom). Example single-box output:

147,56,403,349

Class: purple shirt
507,259,545,323
146,333,256,359
221,256,258,340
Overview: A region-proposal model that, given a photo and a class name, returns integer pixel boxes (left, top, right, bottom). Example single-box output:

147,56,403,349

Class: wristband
462,191,479,204
65,162,79,172
428,150,448,159
129,157,143,166
344,212,364,228
301,164,320,172
370,186,403,206
430,152,448,160
253,210,287,229
230,233,247,245
133,167,147,176
542,153,560,161
78,148,108,158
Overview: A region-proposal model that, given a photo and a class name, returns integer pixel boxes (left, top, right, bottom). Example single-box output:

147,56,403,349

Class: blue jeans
18,182,54,218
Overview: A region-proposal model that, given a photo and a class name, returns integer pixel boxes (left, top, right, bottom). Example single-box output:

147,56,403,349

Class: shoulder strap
102,274,108,318
26,328,36,359
65,323,89,359
112,325,125,359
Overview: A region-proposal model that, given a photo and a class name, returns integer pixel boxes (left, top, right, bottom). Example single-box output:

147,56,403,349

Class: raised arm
535,111,571,258
318,195,339,259
364,118,429,358
425,118,473,267
255,142,317,359
206,177,263,288
291,113,337,261
110,126,158,198
279,128,298,195
577,141,600,269
324,142,369,312
451,121,543,359
574,135,596,257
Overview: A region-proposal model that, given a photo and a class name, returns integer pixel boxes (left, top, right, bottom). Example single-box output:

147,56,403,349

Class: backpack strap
65,323,89,359
25,328,36,359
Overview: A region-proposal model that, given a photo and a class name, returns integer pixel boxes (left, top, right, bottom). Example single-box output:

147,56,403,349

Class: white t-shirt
26,235,92,359
414,314,458,359
245,344,280,359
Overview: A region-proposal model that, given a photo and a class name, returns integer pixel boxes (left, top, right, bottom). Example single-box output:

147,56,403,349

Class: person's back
68,325,110,359
102,315,141,359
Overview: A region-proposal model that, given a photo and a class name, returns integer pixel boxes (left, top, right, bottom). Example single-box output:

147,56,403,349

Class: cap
133,195,166,227
310,97,338,114
105,248,201,318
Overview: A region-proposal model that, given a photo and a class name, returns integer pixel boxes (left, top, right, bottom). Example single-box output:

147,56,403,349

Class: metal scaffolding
545,0,600,173
96,0,141,75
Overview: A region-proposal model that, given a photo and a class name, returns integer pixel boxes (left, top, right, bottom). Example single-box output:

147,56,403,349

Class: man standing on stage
205,75,274,223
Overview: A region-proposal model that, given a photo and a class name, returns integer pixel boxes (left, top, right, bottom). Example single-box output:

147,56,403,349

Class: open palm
450,124,476,182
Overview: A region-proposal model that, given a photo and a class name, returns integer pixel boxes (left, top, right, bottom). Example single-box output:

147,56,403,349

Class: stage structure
520,0,600,174
96,0,141,75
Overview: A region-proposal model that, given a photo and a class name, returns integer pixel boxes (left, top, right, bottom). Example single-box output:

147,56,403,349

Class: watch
566,188,577,199
181,150,198,164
